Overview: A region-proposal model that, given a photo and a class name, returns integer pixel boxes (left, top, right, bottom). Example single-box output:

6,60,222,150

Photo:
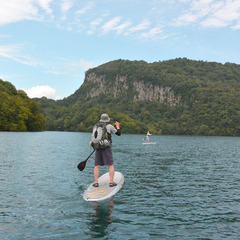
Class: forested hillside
35,58,240,136
0,80,45,131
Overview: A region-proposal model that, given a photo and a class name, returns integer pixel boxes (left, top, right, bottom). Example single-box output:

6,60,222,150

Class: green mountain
0,79,45,131
35,58,240,136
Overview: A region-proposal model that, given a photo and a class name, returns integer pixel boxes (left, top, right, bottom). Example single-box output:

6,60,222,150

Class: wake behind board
142,142,156,145
83,171,124,201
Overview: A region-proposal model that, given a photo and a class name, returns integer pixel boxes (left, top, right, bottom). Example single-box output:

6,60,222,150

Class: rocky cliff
83,72,180,106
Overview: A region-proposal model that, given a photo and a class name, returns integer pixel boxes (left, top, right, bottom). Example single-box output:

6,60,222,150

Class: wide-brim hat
100,113,110,122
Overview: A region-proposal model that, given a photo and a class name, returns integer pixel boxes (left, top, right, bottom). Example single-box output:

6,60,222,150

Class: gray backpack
90,122,110,150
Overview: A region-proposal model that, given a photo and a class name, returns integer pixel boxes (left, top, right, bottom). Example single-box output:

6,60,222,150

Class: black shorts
95,147,113,166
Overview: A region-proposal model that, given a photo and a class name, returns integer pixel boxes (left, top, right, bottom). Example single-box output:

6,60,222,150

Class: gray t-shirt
106,124,117,134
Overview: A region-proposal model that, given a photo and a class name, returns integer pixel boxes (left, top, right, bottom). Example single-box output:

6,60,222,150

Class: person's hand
115,121,120,129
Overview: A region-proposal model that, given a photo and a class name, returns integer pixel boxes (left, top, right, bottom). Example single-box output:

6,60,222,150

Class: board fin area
83,171,124,201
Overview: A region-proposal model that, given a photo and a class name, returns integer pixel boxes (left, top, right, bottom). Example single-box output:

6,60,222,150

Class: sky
1,0,240,100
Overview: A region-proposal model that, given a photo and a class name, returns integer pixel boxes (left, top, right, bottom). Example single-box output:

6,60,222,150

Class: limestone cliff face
84,73,128,98
132,81,180,106
84,73,180,106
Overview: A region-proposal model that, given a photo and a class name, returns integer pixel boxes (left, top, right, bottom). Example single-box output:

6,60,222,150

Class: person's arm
115,121,121,136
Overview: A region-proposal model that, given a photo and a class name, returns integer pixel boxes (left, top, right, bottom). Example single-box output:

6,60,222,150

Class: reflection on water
86,198,114,238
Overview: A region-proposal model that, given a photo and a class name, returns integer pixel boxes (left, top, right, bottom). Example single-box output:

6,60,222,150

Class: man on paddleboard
146,131,152,143
92,113,121,187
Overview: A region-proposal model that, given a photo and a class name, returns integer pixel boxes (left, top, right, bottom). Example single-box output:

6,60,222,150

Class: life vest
90,122,111,150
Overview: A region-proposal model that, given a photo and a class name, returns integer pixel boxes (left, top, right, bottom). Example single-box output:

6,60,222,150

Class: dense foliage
35,58,240,136
0,80,45,131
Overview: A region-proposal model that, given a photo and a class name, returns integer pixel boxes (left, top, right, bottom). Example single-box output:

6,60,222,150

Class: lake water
1,132,240,239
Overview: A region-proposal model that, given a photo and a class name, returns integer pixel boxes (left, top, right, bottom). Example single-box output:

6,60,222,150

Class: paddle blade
77,160,86,171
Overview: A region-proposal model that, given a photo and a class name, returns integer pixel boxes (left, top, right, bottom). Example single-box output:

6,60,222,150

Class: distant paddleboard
142,142,156,145
83,171,124,201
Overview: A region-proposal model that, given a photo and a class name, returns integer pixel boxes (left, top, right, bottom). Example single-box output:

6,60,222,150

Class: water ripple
1,133,240,239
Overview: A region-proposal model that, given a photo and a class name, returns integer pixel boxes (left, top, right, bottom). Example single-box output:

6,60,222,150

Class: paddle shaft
86,149,95,161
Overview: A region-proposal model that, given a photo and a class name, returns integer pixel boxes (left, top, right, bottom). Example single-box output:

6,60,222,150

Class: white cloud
0,1,172,41
36,0,54,15
203,0,240,28
61,0,73,13
232,20,240,29
0,0,40,25
128,19,151,33
0,44,39,66
102,16,122,34
175,13,198,25
201,17,227,28
76,1,95,15
87,16,165,41
175,0,240,28
90,18,103,27
139,27,163,40
0,0,55,25
87,18,103,35
115,21,132,34
60,0,73,21
191,0,217,17
24,85,57,99
175,0,217,26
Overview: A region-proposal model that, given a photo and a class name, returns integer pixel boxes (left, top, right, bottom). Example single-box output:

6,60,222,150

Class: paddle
77,149,95,171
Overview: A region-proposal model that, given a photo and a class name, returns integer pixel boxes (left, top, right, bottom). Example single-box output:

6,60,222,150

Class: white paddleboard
83,171,124,201
142,142,156,145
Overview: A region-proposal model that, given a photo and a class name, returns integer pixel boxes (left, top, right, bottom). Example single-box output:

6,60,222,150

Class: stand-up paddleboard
83,171,124,201
142,142,156,145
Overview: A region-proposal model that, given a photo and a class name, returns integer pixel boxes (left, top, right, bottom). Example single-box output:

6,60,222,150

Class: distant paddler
146,131,152,143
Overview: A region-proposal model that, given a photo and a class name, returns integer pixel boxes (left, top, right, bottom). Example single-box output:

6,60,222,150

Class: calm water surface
1,132,240,239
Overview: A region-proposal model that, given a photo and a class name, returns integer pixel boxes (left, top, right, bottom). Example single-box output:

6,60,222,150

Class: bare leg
108,164,115,183
94,165,100,183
